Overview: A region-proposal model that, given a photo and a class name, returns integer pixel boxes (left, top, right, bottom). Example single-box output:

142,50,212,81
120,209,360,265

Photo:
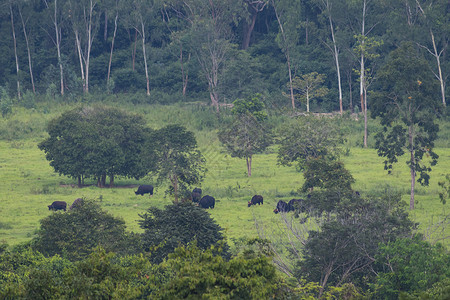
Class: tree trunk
364,86,368,147
306,90,310,112
272,1,295,110
132,29,137,71
10,3,21,99
75,30,86,93
180,46,189,97
327,11,343,114
55,0,64,96
409,124,415,210
173,175,178,203
246,155,252,177
84,0,96,94
109,174,114,187
140,21,150,96
242,12,257,50
429,29,446,107
107,11,118,85
360,0,367,147
19,7,35,94
78,176,82,188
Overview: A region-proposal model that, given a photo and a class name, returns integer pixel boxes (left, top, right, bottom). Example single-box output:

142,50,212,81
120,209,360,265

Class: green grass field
0,102,449,249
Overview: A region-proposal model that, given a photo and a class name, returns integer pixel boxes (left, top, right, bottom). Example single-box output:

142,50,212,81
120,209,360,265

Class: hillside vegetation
1,101,448,248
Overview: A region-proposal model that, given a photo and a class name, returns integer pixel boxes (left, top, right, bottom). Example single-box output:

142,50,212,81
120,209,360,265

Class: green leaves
139,202,228,264
151,124,206,202
33,200,140,261
39,106,152,186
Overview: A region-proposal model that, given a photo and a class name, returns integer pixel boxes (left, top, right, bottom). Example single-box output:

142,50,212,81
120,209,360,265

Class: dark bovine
199,195,215,209
69,198,83,210
135,185,154,196
48,201,67,211
273,200,288,214
192,188,202,203
287,198,305,212
248,195,263,207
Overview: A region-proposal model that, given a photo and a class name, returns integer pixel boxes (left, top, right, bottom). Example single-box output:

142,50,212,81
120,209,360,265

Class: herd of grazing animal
48,184,303,214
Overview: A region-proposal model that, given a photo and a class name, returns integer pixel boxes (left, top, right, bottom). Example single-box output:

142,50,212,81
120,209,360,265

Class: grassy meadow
0,101,449,250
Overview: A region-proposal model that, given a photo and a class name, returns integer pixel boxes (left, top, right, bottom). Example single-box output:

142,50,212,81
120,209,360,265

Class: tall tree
18,1,35,94
371,42,442,210
67,0,101,94
316,0,344,114
177,0,244,111
151,124,206,202
129,0,158,96
241,0,269,50
43,0,65,96
9,0,21,99
271,0,302,110
291,72,329,112
415,0,449,108
218,94,272,176
353,34,382,147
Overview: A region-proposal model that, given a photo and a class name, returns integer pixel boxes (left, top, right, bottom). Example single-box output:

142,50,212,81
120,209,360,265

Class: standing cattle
199,195,215,209
69,198,84,210
48,201,67,211
192,188,202,203
287,199,304,212
135,185,154,196
248,195,263,207
273,200,290,214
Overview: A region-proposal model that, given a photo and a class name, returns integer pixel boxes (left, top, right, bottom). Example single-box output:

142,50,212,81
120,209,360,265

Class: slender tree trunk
84,0,96,94
349,73,353,112
242,12,257,50
409,124,415,210
306,89,310,112
246,155,252,177
327,12,343,114
140,21,150,96
430,29,446,107
107,11,118,84
180,46,189,96
132,29,137,71
19,8,35,94
360,0,367,148
364,87,368,147
10,3,21,99
104,10,108,41
75,30,86,93
109,174,114,187
272,0,295,110
55,0,64,96
78,176,82,188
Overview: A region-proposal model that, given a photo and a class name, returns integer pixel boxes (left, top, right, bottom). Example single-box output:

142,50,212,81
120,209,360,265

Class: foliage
155,242,279,300
298,190,415,292
32,199,140,261
38,106,154,187
301,158,355,192
373,235,450,299
150,124,206,202
371,41,442,209
291,72,329,112
277,116,345,171
218,94,272,176
139,202,229,264
0,87,12,117
438,174,450,205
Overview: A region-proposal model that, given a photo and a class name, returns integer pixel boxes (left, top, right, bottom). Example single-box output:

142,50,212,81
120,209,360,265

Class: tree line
0,0,448,112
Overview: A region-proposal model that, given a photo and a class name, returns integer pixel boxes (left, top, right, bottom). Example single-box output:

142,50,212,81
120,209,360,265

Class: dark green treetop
139,202,229,264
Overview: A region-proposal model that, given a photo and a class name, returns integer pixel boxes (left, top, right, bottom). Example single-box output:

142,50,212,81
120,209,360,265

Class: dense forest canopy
0,0,448,111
